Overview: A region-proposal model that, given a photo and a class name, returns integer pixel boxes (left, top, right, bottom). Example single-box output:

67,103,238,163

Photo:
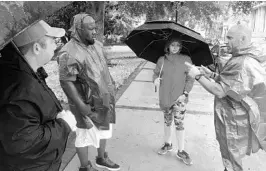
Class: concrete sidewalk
63,62,266,171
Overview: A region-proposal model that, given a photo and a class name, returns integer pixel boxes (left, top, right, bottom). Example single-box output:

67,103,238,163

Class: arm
200,65,219,80
185,62,226,98
183,74,195,93
153,57,164,82
197,76,226,98
58,52,91,116
0,101,70,158
183,58,195,93
60,80,92,116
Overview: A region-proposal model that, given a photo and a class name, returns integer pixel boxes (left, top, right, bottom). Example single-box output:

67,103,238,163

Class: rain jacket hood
233,45,266,63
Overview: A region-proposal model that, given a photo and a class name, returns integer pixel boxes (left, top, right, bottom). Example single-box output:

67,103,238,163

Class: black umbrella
125,20,214,66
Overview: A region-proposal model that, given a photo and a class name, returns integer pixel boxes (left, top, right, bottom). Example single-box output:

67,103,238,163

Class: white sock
164,123,172,144
176,130,185,151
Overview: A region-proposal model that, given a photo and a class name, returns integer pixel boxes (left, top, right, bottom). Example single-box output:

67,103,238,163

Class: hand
199,65,213,77
175,94,187,103
57,110,77,131
184,62,201,78
78,103,93,116
154,77,162,92
154,77,161,86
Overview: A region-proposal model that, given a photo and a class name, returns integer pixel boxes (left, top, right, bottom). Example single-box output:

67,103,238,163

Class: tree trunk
146,8,155,21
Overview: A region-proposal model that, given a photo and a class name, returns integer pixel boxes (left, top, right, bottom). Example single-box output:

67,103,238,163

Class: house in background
221,2,266,44
250,2,266,43
250,2,266,67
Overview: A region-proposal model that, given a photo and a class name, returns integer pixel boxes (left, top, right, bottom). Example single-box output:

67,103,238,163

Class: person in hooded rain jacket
0,20,76,171
186,24,266,171
153,38,195,165
57,14,120,171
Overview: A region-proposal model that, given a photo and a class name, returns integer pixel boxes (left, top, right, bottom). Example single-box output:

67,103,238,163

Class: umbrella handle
159,58,165,78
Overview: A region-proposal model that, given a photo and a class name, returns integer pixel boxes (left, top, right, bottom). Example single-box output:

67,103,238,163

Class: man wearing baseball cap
0,20,76,171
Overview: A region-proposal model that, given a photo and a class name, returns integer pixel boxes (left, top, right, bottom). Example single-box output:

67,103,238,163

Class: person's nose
52,40,57,50
93,29,96,35
224,38,229,45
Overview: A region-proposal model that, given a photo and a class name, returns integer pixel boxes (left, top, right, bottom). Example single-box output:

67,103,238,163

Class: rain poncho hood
69,14,95,46
232,44,266,63
58,14,116,130
215,45,266,170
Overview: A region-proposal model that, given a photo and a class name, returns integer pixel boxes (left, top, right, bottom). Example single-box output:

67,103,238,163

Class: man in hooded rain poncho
185,24,266,171
57,14,120,171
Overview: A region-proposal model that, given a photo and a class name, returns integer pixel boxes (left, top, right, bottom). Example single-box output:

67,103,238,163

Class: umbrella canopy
125,20,214,66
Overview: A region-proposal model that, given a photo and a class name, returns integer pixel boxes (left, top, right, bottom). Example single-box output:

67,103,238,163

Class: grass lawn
43,57,145,105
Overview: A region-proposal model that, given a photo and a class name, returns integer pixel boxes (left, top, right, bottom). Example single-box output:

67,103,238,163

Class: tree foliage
103,1,222,43
104,1,141,43
44,2,105,42
229,1,262,15
0,1,228,46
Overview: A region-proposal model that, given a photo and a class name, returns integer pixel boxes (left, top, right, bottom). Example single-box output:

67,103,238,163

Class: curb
59,60,147,171
115,60,147,102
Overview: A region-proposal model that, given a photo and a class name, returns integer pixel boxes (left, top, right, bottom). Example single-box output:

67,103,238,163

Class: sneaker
157,143,173,155
95,152,120,171
79,161,98,171
176,150,193,165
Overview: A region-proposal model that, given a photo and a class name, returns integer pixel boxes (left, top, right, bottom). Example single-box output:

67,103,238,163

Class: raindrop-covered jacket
153,54,195,110
214,46,266,171
0,43,71,171
57,35,116,130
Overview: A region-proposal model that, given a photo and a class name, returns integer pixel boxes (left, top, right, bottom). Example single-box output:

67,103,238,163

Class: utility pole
175,2,178,23
174,1,184,23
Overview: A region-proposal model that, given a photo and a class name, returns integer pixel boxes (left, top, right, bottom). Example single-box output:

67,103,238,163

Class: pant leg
172,102,186,131
171,102,186,151
163,109,173,143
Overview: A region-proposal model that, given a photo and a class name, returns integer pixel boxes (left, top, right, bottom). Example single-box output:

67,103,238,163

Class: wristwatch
195,74,204,81
183,91,189,97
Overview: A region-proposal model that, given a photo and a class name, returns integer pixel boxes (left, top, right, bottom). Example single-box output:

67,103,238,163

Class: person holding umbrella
185,24,266,171
153,37,195,165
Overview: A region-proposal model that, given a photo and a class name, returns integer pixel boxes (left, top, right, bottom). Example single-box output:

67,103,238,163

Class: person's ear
32,43,41,55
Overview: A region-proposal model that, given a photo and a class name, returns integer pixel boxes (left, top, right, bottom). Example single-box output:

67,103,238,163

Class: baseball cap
13,20,65,47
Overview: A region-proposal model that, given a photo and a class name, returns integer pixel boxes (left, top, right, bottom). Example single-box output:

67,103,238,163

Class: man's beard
77,30,95,45
86,38,95,45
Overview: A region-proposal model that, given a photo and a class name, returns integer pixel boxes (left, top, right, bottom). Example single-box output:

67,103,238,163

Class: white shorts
75,121,113,148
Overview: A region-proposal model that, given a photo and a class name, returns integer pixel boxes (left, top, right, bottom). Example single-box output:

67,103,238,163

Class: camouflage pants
163,102,186,130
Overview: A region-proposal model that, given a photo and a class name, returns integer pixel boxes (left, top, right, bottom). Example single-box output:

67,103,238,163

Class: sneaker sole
157,148,173,155
176,154,193,166
95,163,120,171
